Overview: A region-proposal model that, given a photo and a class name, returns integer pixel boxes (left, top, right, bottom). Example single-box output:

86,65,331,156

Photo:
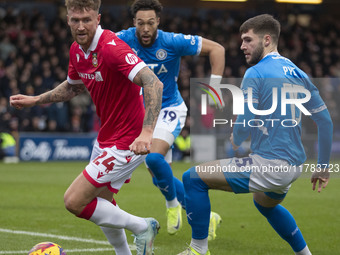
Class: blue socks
146,153,177,202
254,200,307,252
183,167,211,239
181,164,307,252
151,171,185,208
174,176,185,208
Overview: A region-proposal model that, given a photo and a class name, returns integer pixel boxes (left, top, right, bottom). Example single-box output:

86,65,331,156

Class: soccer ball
28,242,66,255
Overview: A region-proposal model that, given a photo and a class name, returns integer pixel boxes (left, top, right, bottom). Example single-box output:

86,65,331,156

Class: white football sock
295,245,312,255
100,227,132,255
190,238,208,255
89,197,147,235
166,197,179,208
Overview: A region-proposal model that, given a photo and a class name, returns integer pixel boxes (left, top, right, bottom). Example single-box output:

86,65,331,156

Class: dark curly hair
131,0,163,17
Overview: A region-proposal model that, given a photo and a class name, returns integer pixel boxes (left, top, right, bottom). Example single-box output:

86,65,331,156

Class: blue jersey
234,53,327,166
117,27,202,108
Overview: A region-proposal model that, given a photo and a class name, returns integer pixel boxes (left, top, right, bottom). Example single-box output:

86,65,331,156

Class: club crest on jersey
156,49,167,60
92,53,98,67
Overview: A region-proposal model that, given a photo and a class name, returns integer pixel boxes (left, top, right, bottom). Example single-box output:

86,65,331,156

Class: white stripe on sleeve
196,36,203,56
67,76,83,85
128,62,147,82
309,104,327,114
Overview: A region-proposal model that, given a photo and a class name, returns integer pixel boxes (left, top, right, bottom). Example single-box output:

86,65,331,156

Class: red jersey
67,26,146,149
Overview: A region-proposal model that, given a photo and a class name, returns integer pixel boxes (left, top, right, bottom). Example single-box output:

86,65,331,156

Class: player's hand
129,127,153,155
10,94,38,110
230,133,239,151
311,168,330,193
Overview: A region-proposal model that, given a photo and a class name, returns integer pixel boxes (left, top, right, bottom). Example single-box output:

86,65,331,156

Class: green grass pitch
0,161,339,254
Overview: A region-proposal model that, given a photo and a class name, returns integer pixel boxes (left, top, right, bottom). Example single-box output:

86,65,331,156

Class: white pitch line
66,248,115,253
0,251,28,254
0,228,110,245
0,248,115,254
0,228,137,253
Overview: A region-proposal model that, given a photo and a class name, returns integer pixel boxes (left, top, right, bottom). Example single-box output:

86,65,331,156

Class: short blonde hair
65,0,101,12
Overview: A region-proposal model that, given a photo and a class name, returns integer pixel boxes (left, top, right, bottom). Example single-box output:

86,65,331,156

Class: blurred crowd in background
0,3,339,158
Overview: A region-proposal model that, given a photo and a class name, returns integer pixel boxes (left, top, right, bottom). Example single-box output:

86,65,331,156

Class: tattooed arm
10,80,85,109
130,66,163,154
133,66,163,130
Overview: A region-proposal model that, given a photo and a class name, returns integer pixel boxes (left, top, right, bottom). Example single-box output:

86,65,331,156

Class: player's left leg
97,188,131,255
253,193,312,255
86,145,131,254
181,161,231,255
150,164,185,208
63,173,150,233
64,144,160,255
64,173,159,255
146,103,187,235
146,138,183,235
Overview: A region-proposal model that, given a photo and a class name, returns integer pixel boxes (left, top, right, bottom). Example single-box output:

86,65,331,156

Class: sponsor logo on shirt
147,63,168,75
125,53,138,65
95,71,103,82
78,71,103,82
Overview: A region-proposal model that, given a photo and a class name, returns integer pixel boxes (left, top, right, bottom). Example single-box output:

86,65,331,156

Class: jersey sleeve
310,108,333,167
103,37,146,82
233,68,260,146
303,79,327,114
303,78,332,167
67,45,83,85
171,33,202,56
241,67,261,105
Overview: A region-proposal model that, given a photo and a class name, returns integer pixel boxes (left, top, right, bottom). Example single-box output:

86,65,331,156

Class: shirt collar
79,25,104,55
263,52,280,59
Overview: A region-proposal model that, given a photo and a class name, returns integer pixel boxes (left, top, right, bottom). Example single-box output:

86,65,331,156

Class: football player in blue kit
117,0,225,236
179,14,333,255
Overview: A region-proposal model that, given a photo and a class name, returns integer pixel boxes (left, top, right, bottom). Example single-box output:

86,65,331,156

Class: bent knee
64,192,83,215
182,167,209,192
182,168,192,188
145,153,163,166
253,192,283,208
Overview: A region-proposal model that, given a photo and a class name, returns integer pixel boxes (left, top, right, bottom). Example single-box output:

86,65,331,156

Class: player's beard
136,30,157,47
71,30,93,51
75,34,88,47
248,42,264,65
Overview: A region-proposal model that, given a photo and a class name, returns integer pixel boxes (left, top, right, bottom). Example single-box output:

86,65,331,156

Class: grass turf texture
0,161,339,254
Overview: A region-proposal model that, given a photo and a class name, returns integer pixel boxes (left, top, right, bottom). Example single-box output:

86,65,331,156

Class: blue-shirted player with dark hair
117,0,225,236
179,14,333,255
